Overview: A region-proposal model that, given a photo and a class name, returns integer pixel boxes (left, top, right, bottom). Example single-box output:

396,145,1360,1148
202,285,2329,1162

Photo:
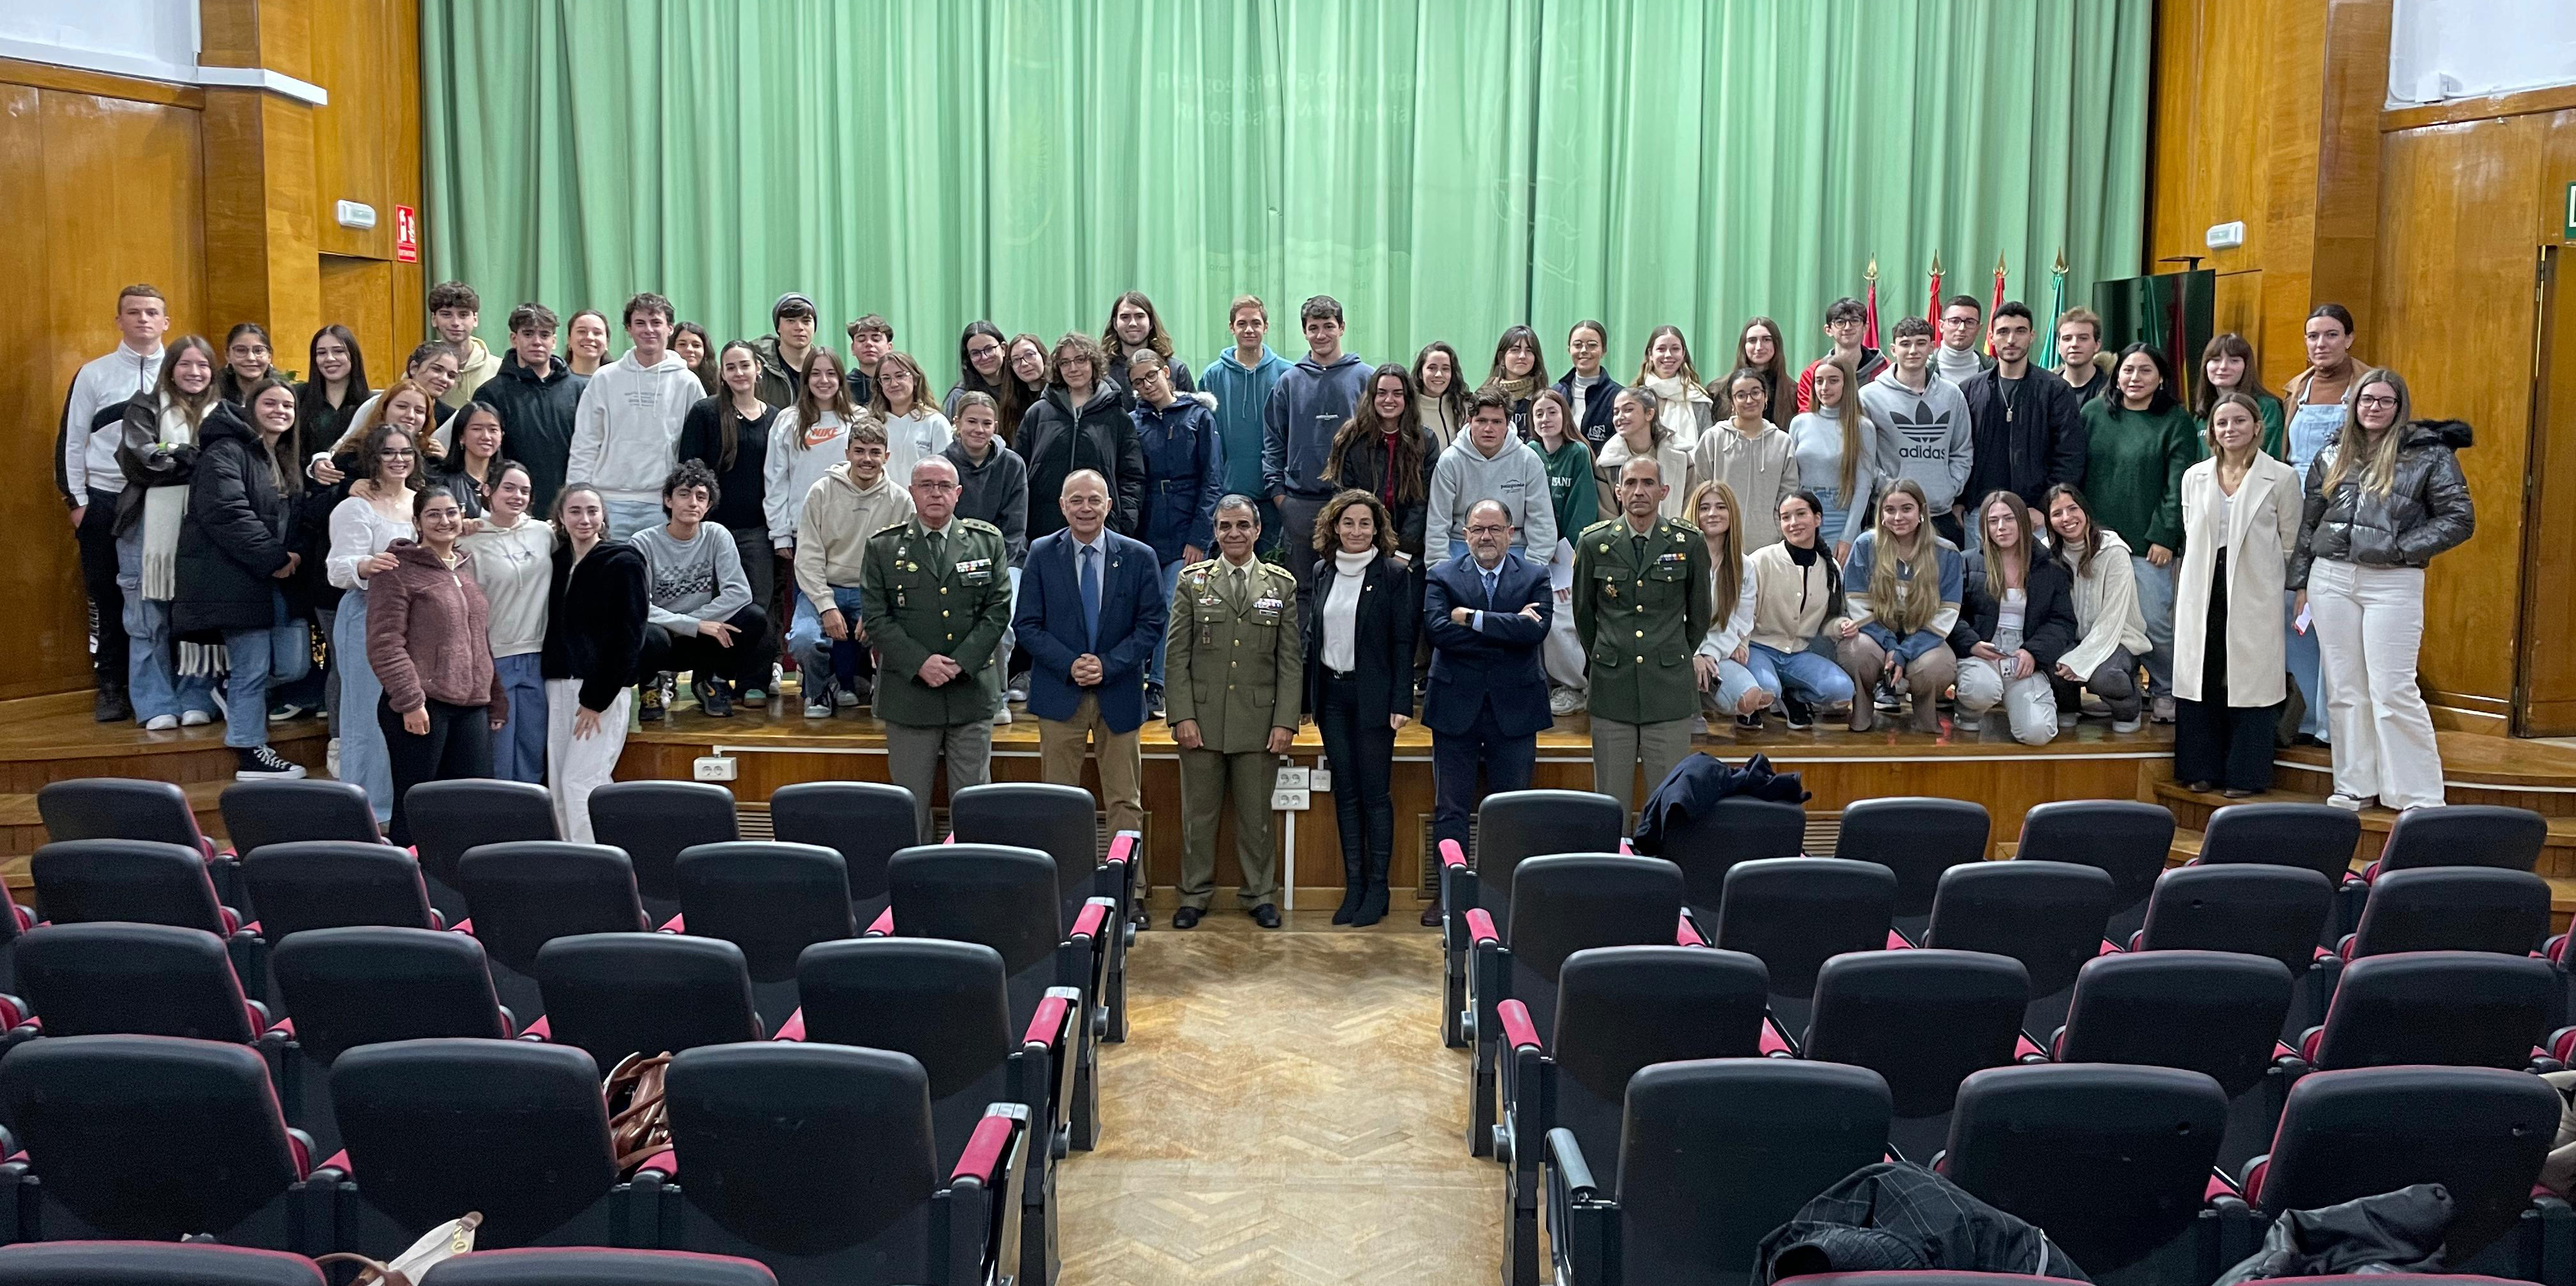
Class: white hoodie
565,349,702,505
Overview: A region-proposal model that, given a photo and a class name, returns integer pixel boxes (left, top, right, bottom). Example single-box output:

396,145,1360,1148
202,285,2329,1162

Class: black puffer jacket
174,404,302,635
1018,383,1147,539
1949,548,2080,671
2288,418,2474,589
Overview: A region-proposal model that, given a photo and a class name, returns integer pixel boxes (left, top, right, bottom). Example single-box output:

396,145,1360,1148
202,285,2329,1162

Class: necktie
1234,564,1249,606
924,526,946,566
1079,544,1101,648
1632,532,1648,565
1482,567,1498,609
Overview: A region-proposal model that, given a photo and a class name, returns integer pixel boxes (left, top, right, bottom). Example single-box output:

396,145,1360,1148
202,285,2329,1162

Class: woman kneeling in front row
1951,491,2077,745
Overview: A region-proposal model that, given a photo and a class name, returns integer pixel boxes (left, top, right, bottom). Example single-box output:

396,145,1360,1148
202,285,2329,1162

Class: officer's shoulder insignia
955,517,1002,536
869,521,912,539
1578,517,1620,540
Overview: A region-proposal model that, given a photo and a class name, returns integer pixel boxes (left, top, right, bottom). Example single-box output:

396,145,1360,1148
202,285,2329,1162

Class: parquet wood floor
1060,908,1498,1285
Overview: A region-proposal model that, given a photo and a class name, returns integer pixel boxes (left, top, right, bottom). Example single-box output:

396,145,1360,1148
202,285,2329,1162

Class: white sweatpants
1956,655,2060,746
1542,540,1587,693
546,678,632,843
2309,558,2444,809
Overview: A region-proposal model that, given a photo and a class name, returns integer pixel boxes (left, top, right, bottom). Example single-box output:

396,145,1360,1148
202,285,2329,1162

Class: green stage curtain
423,0,2148,383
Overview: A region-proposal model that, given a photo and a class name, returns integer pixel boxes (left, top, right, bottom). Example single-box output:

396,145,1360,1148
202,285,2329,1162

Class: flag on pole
1862,259,1880,348
1982,254,2008,356
1924,251,1943,327
2036,248,2068,368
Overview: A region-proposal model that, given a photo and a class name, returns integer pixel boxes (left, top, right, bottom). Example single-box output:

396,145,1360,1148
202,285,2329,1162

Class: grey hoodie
1425,435,1559,562
1260,351,1371,500
1858,365,1974,516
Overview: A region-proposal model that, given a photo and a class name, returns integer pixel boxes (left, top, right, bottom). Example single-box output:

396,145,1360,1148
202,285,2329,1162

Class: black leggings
379,696,494,848
1315,672,1397,878
2174,550,2281,792
640,604,771,688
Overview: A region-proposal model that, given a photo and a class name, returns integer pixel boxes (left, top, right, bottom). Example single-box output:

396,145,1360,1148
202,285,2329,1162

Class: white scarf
1643,374,1708,452
141,402,198,602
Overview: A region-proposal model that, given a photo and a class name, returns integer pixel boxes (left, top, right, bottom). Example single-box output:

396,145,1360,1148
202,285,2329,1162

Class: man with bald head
1016,469,1167,836
1420,498,1554,924
862,455,1015,842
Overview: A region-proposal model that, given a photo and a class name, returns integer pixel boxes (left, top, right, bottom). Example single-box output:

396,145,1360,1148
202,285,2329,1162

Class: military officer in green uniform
1573,455,1712,821
1164,494,1303,930
861,455,1015,843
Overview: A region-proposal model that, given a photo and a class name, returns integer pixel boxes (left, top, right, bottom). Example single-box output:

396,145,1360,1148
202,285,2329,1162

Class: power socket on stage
693,755,738,782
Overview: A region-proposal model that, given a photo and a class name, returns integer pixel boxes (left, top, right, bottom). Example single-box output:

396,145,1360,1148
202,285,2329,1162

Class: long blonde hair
1811,352,1864,498
1686,478,1744,611
1866,479,1945,636
2322,368,2411,500
1976,489,2037,592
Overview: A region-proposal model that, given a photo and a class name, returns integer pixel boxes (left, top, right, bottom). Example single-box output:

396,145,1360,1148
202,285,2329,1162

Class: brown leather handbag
313,1211,481,1285
604,1050,675,1175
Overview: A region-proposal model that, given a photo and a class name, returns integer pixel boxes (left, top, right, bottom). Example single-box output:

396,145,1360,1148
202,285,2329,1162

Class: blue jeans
1744,641,1856,707
114,524,219,722
1698,656,1763,714
788,586,869,694
491,652,547,783
334,586,393,823
604,498,664,544
1147,557,1186,692
2285,590,2327,740
220,592,312,749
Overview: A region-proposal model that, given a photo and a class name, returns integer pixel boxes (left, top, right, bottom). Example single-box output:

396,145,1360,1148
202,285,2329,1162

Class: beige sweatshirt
793,462,914,612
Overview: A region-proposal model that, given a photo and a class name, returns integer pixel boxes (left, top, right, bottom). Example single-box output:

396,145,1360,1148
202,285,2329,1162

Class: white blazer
2172,452,2301,706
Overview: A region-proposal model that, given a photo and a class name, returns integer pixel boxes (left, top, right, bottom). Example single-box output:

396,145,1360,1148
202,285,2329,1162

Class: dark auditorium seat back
2307,951,2557,1071
15,922,257,1043
1712,857,1896,997
796,937,1020,1159
587,781,740,907
36,778,209,851
2376,804,2548,876
2255,1066,2558,1260
1473,790,1627,926
0,1035,305,1243
30,839,228,935
950,783,1099,925
418,1248,779,1286
673,842,855,984
1504,855,1688,986
1835,796,1990,928
2015,799,2174,937
1655,797,1807,922
0,1240,329,1285
454,841,648,976
218,779,382,856
330,1038,622,1250
2346,867,2552,958
242,841,441,942
1924,861,2115,1030
2196,802,2361,885
406,779,560,903
1941,1062,2229,1276
1804,949,2028,1151
768,781,918,920
2135,864,2333,976
2056,951,2293,1098
886,845,1063,979
532,933,765,1069
1544,945,1770,1173
271,926,512,1062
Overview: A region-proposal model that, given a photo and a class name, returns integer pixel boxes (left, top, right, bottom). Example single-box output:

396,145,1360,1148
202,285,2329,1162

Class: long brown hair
1975,489,2036,591
2205,391,2267,469
1485,325,1549,390
154,334,221,429
1324,364,1428,506
1810,352,1864,498
1311,488,1399,556
2041,483,2104,578
241,376,304,498
1738,316,1791,424
1412,341,1468,430
1687,478,1744,612
795,348,857,429
1100,291,1176,362
867,350,934,419
2324,368,2412,500
2193,332,2275,418
1633,324,1706,394
1864,478,1945,636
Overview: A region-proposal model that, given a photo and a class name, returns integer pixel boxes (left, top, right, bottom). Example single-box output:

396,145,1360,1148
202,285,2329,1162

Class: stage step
2148,776,2576,877
2271,735,2576,816
0,779,236,900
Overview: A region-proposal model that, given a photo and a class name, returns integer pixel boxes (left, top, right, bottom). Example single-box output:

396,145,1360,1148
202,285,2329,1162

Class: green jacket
1572,514,1713,725
859,516,1013,727
1163,556,1303,753
2080,400,2195,555
1531,438,1598,544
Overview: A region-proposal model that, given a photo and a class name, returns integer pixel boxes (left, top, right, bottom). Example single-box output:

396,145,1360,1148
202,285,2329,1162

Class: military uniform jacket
1573,515,1713,724
860,516,1013,727
1162,556,1303,753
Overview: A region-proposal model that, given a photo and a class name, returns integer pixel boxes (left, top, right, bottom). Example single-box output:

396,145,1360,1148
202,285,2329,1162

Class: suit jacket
1163,557,1304,753
1014,528,1169,732
1301,551,1419,724
1421,551,1552,740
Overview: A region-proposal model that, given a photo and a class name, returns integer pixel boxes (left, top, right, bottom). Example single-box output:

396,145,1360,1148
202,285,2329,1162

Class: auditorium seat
2194,801,2361,887
241,841,443,944
671,841,854,1020
0,1241,328,1285
2241,1066,2561,1275
1545,1059,1892,1286
2345,805,2550,938
2342,866,2551,960
218,779,383,859
2131,864,2337,1035
454,841,650,1022
791,937,1077,1286
1922,861,2115,1040
0,1035,315,1248
882,843,1112,1152
269,926,516,1153
29,838,261,988
2012,800,2172,941
587,781,740,925
1652,797,1806,926
1774,1276,2090,1286
1494,945,1768,1286
419,1248,778,1285
662,1043,1026,1286
1439,790,1627,1050
1464,853,1688,1158
320,1038,634,1254
767,781,916,928
949,782,1136,1043
13,922,271,1051
531,932,766,1068
36,779,226,898
1836,796,1990,941
1940,1063,2230,1283
406,779,560,921
2050,951,2294,1172
2292,951,2557,1073
1799,949,2030,1161
1706,856,1897,1037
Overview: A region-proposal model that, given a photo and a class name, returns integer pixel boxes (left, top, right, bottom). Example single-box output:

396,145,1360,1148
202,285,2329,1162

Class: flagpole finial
1994,251,2007,274
1865,258,1878,280
1929,250,1943,275
2052,248,2068,275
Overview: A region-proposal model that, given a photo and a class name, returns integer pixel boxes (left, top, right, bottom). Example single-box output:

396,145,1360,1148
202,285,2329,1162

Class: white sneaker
1006,684,1030,705
2112,716,2144,733
993,707,1013,725
2326,793,2373,812
2151,696,2177,724
2057,712,2079,730
326,737,341,778
1548,687,1584,716
143,714,178,731
180,710,211,727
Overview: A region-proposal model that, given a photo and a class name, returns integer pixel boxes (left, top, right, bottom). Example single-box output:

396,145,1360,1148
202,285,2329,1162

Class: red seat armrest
1760,1017,1794,1056
2242,1156,2269,1204
942,832,957,845
1617,838,1634,855
2204,1170,2240,1202
2299,1026,2322,1061
1025,995,1072,1049
658,912,685,933
1675,912,1707,947
2014,1033,2047,1062
865,907,894,936
1464,908,1499,945
634,1148,675,1178
951,1112,1014,1186
450,917,473,937
1071,901,1109,940
1496,999,1542,1052
1438,838,1467,869
2097,937,2122,956
8,905,28,933
267,1015,295,1041
1886,928,1915,950
317,1147,349,1177
1105,831,1139,866
773,1009,804,1041
521,1014,551,1041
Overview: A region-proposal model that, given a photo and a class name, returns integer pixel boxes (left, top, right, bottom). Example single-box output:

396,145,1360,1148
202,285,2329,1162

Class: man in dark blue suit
1420,498,1554,924
1015,470,1168,835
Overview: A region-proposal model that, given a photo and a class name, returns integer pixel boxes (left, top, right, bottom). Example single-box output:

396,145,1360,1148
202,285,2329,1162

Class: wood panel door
2520,242,2576,733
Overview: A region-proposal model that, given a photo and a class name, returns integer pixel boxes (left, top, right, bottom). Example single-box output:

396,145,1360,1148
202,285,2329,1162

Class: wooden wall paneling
320,255,401,383
0,86,84,701
311,0,424,343
2513,112,2576,734
202,90,325,359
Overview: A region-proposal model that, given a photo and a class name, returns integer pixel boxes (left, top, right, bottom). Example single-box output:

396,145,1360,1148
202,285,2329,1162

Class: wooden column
197,0,325,363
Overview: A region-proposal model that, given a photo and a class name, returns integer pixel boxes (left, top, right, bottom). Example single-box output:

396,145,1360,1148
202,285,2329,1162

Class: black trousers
75,492,127,685
2174,549,2281,792
1316,671,1397,883
1431,704,1538,855
640,604,771,688
379,696,494,848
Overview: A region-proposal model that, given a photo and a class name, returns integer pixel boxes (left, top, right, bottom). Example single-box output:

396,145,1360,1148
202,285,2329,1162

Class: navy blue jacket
1013,528,1169,733
1420,551,1552,739
1552,368,1625,450
1133,395,1226,563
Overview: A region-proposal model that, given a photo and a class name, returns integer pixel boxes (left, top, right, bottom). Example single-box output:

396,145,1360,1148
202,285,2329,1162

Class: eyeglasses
914,480,960,493
1464,524,1510,536
2357,394,2399,408
967,344,1002,359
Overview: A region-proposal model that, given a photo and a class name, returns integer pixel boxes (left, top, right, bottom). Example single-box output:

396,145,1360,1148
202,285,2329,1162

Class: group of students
52,277,2471,872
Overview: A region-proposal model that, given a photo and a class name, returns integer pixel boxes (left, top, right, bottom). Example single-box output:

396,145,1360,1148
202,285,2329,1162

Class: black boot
94,682,130,723
1332,852,1363,925
1352,849,1392,926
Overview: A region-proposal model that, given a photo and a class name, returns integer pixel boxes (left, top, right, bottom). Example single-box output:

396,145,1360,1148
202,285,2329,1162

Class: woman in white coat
2172,393,2301,795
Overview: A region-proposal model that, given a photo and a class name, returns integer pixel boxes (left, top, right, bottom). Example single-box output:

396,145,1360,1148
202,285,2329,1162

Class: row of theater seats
1435,790,2570,1286
0,776,1146,1286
